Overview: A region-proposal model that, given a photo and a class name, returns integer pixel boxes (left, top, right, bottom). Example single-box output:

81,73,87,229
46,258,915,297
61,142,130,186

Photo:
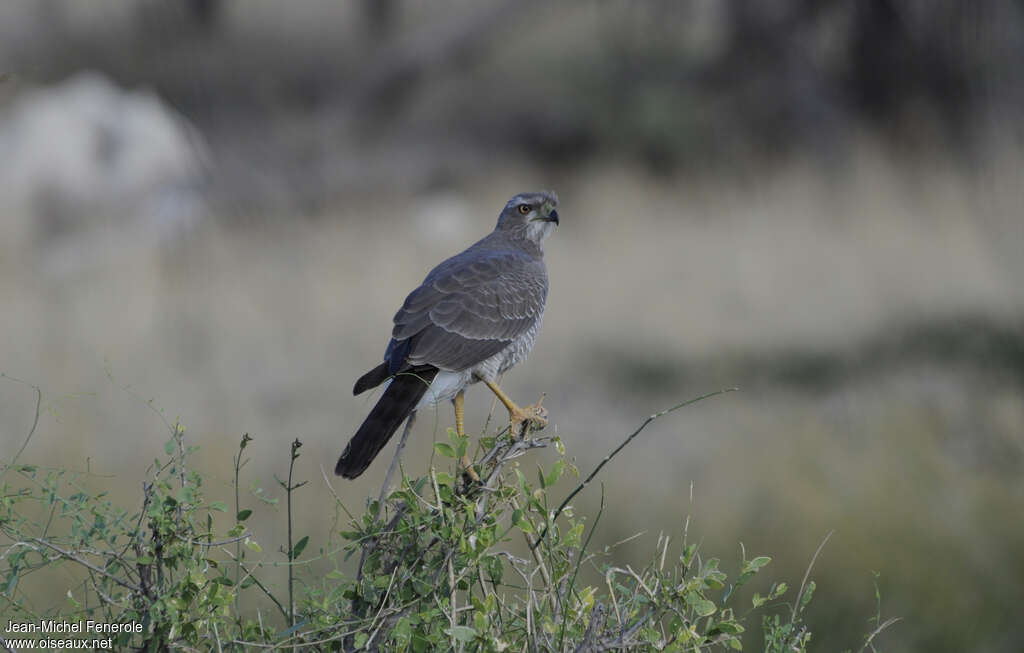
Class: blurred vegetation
2,2,1023,652
3,1,1021,208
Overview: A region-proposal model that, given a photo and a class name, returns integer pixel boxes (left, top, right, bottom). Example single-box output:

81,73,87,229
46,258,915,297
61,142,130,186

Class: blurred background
2,1,1023,650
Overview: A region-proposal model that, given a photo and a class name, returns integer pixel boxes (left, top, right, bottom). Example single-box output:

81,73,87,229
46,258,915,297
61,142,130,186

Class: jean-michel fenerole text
5,619,143,634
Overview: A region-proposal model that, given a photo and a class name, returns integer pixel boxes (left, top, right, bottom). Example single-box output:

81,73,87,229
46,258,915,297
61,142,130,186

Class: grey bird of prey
335,191,559,479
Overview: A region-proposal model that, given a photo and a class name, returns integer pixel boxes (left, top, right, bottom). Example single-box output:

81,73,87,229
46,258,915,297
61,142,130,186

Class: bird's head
496,191,559,246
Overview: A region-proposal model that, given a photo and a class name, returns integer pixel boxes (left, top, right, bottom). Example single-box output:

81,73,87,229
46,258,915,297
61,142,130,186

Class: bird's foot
510,394,548,439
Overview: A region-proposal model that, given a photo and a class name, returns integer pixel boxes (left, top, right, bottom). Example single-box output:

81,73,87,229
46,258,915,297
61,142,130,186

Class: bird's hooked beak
532,207,559,225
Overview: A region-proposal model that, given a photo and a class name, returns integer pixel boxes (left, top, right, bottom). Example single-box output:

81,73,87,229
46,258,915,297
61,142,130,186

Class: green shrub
1,389,895,651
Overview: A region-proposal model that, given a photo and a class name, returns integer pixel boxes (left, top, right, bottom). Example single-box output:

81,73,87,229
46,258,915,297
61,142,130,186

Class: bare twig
234,433,252,610
176,421,187,492
319,463,357,541
283,438,306,629
378,412,416,507
792,530,833,624
859,616,902,653
0,373,43,483
573,604,607,653
220,553,288,621
448,556,457,651
535,388,736,548
560,486,605,651
593,611,651,652
31,538,142,593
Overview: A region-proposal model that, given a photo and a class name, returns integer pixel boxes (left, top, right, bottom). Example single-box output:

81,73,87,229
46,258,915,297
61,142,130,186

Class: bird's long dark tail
353,362,390,395
335,366,438,478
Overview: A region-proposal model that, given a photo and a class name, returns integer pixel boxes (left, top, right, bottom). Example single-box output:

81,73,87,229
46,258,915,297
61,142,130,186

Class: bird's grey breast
469,260,546,383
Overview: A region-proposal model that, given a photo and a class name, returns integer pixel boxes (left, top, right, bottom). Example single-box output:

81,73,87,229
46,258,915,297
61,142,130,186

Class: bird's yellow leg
482,380,548,439
453,391,479,482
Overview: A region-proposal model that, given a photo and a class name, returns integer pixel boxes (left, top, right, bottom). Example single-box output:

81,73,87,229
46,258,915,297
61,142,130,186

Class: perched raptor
335,191,559,479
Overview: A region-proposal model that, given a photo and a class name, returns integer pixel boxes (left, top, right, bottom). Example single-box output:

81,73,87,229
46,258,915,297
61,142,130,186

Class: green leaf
412,631,430,653
292,535,309,560
412,577,432,596
686,591,717,617
745,556,771,572
434,442,455,458
544,460,565,487
681,543,697,566
245,538,262,553
708,621,744,635
515,468,529,493
485,555,503,584
642,626,660,644
209,501,227,512
449,625,477,642
236,509,253,522
435,472,454,486
800,580,816,608
393,617,412,646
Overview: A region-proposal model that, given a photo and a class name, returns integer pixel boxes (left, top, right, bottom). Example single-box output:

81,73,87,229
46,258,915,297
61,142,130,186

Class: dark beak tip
549,209,560,225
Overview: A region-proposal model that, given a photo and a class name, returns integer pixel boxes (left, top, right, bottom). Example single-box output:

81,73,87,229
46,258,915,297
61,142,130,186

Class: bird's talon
510,401,548,438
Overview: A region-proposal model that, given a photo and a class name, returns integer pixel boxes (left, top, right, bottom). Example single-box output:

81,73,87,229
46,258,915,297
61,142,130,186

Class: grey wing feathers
392,251,547,372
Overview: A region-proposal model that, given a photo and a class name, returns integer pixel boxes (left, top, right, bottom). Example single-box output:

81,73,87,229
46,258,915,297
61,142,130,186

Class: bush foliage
1,390,894,651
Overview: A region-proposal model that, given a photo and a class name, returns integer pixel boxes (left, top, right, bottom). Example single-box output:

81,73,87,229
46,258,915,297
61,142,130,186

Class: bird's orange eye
517,204,531,215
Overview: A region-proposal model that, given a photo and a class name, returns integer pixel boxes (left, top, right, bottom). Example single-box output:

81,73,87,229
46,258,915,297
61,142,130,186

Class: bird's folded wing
391,251,547,371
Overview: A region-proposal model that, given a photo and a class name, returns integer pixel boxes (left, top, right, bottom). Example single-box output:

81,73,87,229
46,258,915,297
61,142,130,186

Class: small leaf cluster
1,422,259,651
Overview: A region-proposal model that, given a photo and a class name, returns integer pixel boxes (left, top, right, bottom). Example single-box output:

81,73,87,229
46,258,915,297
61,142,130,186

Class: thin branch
792,530,833,624
31,538,142,593
573,604,607,653
593,611,651,652
319,464,356,524
378,412,416,507
560,485,605,650
0,373,42,484
535,388,736,548
234,432,252,612
221,553,289,621
858,616,902,653
285,438,303,629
